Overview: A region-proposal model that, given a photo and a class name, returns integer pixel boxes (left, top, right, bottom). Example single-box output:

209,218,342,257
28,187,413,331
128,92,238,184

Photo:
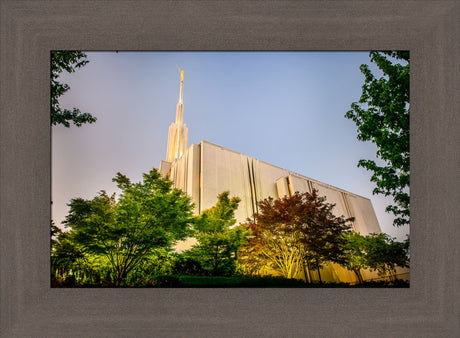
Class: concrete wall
170,141,381,235
168,143,200,214
166,140,385,279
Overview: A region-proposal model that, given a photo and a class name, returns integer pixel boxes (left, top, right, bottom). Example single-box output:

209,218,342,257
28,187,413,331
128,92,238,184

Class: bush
177,275,307,288
155,275,181,287
128,275,181,288
171,255,206,275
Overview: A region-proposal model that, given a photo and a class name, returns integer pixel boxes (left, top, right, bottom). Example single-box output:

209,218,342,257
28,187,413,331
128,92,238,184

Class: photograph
2,1,458,336
51,51,410,288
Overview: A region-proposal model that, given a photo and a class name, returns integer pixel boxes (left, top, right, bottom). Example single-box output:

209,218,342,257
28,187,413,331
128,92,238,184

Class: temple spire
166,66,188,162
176,65,185,104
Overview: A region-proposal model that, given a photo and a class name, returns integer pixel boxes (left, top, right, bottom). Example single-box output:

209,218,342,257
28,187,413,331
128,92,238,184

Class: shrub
129,275,181,288
171,255,206,275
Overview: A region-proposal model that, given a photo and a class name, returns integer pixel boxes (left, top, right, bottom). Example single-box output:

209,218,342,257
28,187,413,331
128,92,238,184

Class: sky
52,51,409,241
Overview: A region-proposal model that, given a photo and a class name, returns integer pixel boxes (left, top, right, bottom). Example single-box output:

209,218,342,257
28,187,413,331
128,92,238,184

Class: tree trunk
353,268,364,284
115,275,122,287
302,262,310,283
306,261,313,283
115,273,123,287
316,260,322,283
115,268,127,287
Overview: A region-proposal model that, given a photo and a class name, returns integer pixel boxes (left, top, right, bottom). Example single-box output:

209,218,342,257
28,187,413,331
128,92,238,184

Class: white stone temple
165,66,188,163
159,68,390,283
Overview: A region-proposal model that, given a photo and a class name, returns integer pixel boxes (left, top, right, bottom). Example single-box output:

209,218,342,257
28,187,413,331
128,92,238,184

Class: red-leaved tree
238,190,353,282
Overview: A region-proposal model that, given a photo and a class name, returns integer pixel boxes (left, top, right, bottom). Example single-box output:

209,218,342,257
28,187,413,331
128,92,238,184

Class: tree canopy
189,191,248,276
51,51,96,127
238,190,353,282
342,231,409,281
59,169,195,285
345,51,410,227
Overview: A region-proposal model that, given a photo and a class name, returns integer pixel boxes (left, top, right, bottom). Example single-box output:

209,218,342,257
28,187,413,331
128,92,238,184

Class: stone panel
311,182,350,222
253,160,290,200
200,141,254,223
347,194,381,235
288,174,312,194
159,161,171,178
276,176,290,198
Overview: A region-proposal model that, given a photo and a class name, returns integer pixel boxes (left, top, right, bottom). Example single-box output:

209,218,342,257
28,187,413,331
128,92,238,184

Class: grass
52,274,409,288
175,275,409,288
176,275,308,288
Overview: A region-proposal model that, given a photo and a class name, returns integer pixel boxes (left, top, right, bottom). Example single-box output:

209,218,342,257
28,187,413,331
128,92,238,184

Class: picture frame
1,0,458,336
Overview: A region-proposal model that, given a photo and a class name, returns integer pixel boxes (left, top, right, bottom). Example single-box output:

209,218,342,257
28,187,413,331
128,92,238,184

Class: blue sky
52,51,409,241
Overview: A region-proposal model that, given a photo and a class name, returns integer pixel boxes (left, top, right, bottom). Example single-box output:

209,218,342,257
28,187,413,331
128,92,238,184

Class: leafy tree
341,231,370,283
363,233,409,279
345,51,410,227
62,169,195,286
239,219,306,280
51,221,85,273
51,51,96,127
239,190,353,282
171,251,206,276
189,191,248,276
341,231,409,282
125,248,177,284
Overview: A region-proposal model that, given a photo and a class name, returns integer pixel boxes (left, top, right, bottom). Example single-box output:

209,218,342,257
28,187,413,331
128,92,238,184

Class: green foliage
51,221,85,272
345,51,410,227
175,275,407,288
363,233,409,278
189,191,249,276
129,275,181,288
341,231,369,283
342,231,409,281
194,191,241,233
171,252,206,275
125,248,176,284
176,275,308,288
59,168,195,286
51,249,115,287
51,51,96,127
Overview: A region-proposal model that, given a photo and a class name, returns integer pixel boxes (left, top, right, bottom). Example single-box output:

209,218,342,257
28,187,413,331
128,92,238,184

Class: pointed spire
166,66,188,162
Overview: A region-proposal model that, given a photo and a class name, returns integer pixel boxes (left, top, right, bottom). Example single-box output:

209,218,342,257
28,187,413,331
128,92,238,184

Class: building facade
160,140,381,237
158,69,389,283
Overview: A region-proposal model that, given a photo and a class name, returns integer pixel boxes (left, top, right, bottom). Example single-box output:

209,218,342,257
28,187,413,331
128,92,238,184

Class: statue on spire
176,65,185,83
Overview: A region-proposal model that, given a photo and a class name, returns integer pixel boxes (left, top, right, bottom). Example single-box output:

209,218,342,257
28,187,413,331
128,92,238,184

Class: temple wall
167,140,384,276
199,141,254,221
168,143,200,214
347,194,381,235
167,141,381,234
188,141,381,235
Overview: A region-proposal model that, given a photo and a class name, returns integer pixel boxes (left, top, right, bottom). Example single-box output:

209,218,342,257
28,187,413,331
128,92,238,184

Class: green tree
190,191,248,276
171,251,206,275
62,169,195,286
51,221,85,274
341,231,370,283
239,190,353,282
341,231,409,282
125,248,177,284
345,51,410,227
363,233,409,280
51,51,96,127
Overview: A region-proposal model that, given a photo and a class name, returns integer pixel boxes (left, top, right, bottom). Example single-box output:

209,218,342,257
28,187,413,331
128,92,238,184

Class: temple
165,66,188,162
159,68,390,283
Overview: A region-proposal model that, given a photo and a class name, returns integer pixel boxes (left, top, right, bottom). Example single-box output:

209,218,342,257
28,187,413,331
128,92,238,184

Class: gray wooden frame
1,1,458,336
